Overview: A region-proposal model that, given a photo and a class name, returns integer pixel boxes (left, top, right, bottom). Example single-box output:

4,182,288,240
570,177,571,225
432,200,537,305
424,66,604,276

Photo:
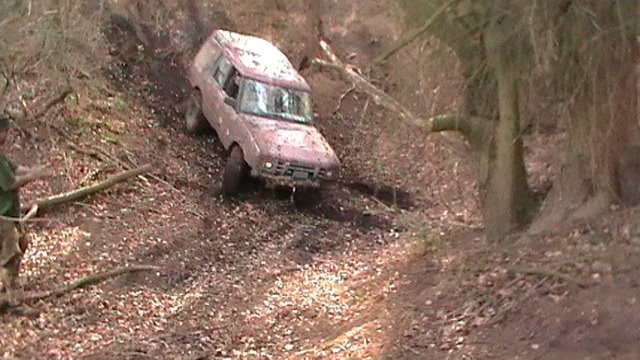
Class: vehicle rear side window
205,49,220,73
213,57,233,86
223,70,240,99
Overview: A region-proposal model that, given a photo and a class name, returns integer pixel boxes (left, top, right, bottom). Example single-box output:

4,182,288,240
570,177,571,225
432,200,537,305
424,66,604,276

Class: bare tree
0,0,107,115
314,0,640,240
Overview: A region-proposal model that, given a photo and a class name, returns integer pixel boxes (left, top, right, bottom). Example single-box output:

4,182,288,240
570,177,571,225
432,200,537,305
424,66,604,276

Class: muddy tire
185,90,209,135
222,145,249,197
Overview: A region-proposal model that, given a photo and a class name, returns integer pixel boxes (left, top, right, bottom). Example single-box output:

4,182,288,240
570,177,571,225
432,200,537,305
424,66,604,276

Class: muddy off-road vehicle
186,30,340,196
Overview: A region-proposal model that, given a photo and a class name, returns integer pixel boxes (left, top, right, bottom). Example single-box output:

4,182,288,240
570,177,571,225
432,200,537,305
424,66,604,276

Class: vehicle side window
205,48,220,73
222,69,240,99
212,57,233,86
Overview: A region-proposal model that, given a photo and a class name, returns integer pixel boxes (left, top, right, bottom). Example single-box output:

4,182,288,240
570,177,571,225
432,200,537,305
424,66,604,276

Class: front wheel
221,145,249,197
185,90,209,135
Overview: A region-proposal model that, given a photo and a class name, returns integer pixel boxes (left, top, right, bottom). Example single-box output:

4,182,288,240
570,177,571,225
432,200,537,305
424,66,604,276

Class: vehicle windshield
240,79,313,123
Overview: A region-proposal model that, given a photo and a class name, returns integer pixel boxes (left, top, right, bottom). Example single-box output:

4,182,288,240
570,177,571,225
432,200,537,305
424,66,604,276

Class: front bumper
251,161,337,187
252,172,321,188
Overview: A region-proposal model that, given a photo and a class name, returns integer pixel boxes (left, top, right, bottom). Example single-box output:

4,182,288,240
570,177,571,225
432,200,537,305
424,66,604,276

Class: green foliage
102,135,119,145
397,212,449,255
399,0,437,26
111,96,131,113
64,93,79,107
20,90,35,100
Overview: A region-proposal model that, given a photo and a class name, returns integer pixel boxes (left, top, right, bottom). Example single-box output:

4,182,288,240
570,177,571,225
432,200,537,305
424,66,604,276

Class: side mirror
224,96,236,108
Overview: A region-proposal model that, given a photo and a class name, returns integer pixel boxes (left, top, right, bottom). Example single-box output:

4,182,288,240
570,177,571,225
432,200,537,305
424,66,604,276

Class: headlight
265,162,274,169
326,171,334,178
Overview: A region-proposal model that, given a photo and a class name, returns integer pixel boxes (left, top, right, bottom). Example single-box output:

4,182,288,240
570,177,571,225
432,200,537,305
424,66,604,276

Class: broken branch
312,39,494,143
0,265,159,310
24,164,151,211
313,40,492,140
313,50,425,128
333,85,356,114
31,86,73,120
371,0,458,67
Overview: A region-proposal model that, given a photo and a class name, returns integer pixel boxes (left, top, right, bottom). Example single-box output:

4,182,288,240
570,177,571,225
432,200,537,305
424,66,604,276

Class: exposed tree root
0,265,159,311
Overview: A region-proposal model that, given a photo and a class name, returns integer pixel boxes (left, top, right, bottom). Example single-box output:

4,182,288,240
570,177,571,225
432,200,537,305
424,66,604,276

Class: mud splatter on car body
187,30,340,190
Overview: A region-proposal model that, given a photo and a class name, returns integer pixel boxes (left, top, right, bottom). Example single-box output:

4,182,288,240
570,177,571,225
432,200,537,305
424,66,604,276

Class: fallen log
0,265,159,310
311,40,493,142
23,164,152,211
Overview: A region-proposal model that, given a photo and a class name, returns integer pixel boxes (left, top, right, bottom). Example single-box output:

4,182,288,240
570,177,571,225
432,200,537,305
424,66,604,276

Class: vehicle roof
210,30,311,92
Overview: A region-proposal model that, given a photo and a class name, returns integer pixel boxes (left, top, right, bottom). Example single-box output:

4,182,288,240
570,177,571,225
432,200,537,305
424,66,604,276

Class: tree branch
24,164,152,211
430,114,474,134
313,40,493,141
313,50,426,129
0,204,38,223
0,265,159,310
371,0,458,67
31,86,72,120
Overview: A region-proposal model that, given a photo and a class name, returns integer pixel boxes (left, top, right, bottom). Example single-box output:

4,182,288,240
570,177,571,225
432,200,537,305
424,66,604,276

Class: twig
0,205,39,223
370,195,396,213
313,41,446,132
403,346,422,356
0,265,159,310
79,167,107,186
62,151,74,186
333,85,356,114
121,149,206,219
371,0,458,67
24,164,151,211
506,265,591,287
68,139,204,219
487,277,556,326
31,86,73,120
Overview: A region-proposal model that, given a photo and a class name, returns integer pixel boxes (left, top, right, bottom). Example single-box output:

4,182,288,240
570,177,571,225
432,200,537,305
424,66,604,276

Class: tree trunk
427,10,533,240
569,27,639,203
298,0,322,70
534,1,640,231
480,21,533,241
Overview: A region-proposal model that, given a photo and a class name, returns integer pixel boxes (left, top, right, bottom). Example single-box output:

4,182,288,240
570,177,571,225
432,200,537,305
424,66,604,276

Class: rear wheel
222,145,249,197
185,90,209,135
